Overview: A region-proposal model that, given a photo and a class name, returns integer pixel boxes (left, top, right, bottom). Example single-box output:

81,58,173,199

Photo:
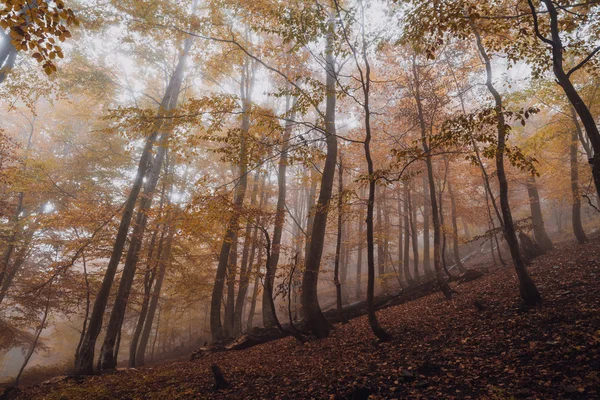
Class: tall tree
301,16,338,339
471,24,541,305
263,92,295,328
412,56,452,299
74,37,192,374
210,55,253,342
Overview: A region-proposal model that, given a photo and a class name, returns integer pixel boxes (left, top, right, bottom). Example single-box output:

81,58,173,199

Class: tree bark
128,184,166,368
397,184,404,280
376,185,385,277
526,176,553,252
447,174,466,273
301,20,337,339
74,37,191,375
570,123,588,243
472,23,541,305
409,183,420,283
356,188,364,299
98,139,169,371
412,57,452,300
0,30,17,85
223,234,238,338
421,174,431,275
210,59,252,342
135,209,176,367
403,182,413,285
334,154,348,324
532,0,600,199
263,93,295,328
233,171,261,336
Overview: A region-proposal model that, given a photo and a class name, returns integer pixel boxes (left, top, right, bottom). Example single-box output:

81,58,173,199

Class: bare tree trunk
223,234,238,338
397,185,404,281
472,24,541,305
75,252,91,363
135,209,176,367
403,182,413,285
438,178,451,277
0,29,17,84
210,58,252,342
383,189,391,275
233,172,261,336
412,57,452,299
409,183,420,283
447,174,466,273
98,141,170,371
526,176,553,252
376,185,385,277
150,304,161,361
531,0,600,199
301,19,337,339
263,93,295,328
356,188,364,300
334,154,348,324
74,37,191,375
246,245,263,331
129,190,166,368
570,124,588,243
422,174,431,276
341,214,350,304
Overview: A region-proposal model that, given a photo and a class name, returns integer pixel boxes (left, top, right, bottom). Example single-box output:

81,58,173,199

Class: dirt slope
8,237,600,399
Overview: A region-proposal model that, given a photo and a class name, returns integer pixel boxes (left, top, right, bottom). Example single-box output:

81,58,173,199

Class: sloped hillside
7,238,600,400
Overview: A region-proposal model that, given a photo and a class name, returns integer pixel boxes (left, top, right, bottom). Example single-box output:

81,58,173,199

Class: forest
1,0,600,398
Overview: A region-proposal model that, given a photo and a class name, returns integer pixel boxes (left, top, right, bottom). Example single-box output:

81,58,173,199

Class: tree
471,24,541,305
411,55,453,299
0,0,78,83
334,0,392,341
525,0,600,199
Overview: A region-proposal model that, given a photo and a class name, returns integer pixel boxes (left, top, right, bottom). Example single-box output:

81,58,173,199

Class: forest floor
7,236,600,400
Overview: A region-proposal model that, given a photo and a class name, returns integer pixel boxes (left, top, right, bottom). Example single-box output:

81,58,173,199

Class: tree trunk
422,174,431,276
535,0,600,199
438,178,451,277
356,189,364,300
526,175,553,252
383,189,391,275
74,37,191,375
334,154,348,324
447,174,466,273
570,124,588,243
129,190,166,368
397,184,404,281
412,57,452,300
0,29,17,84
246,244,263,331
263,93,295,328
403,182,413,285
376,185,385,277
233,172,262,336
409,183,420,283
472,24,541,305
223,234,238,338
98,139,169,371
135,210,176,367
301,20,337,339
210,60,252,342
